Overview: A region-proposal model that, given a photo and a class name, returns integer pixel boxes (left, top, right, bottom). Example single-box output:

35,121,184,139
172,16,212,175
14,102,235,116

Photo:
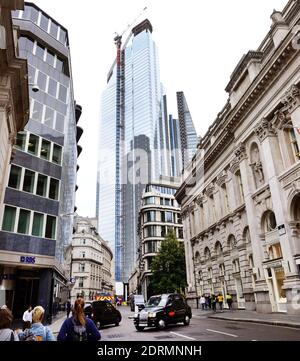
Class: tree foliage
150,232,187,294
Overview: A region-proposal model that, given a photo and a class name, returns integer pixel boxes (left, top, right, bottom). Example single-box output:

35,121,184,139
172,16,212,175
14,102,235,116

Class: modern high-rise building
97,20,198,283
0,3,81,321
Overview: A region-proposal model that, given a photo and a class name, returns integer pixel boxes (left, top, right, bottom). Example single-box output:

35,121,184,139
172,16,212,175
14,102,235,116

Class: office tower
0,3,81,321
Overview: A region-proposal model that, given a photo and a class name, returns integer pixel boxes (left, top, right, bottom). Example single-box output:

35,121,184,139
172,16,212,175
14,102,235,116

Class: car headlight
148,312,156,318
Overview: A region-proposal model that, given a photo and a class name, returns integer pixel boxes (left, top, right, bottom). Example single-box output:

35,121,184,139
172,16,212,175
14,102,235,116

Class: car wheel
135,325,145,331
96,321,101,330
156,319,166,330
115,316,121,326
183,315,190,326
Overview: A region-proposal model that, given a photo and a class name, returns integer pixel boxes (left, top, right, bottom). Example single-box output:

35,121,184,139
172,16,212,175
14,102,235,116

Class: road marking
206,329,238,338
169,332,197,340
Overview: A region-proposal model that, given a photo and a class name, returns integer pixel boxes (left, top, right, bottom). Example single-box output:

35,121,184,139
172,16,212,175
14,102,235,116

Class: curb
208,315,300,329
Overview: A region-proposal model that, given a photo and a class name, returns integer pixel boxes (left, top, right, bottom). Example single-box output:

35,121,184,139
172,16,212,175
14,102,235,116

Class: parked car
130,294,145,312
84,300,122,329
133,293,192,331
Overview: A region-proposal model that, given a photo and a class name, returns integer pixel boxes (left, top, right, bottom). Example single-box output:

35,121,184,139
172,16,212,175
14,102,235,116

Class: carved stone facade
176,1,300,314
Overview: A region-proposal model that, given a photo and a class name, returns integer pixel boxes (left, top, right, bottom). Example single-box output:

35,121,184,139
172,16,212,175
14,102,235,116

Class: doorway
13,278,39,318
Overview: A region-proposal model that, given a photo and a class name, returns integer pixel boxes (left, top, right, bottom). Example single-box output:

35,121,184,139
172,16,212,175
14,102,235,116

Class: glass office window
28,64,36,83
46,50,55,67
36,174,48,197
27,134,39,155
56,58,64,73
50,21,58,39
55,113,65,132
23,170,35,193
37,71,47,92
45,215,56,239
166,212,173,223
15,132,26,150
52,144,62,164
17,209,31,234
36,43,45,60
58,84,67,103
25,37,34,53
40,140,51,161
39,14,49,32
2,206,16,232
59,28,66,44
8,165,22,189
31,100,43,122
44,107,55,128
48,78,57,97
32,212,44,237
49,178,59,200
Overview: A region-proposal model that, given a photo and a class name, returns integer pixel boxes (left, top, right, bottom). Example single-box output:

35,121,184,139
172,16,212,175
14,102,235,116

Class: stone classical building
137,176,184,300
176,1,300,314
67,217,114,303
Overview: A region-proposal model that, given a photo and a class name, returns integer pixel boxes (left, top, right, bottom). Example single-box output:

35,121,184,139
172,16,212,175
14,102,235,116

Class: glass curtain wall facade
0,3,78,321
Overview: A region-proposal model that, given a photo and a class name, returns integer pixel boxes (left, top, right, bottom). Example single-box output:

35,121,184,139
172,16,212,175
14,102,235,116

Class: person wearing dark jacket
57,298,100,341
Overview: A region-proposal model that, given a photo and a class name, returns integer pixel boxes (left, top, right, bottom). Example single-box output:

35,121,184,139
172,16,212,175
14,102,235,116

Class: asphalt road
99,306,300,341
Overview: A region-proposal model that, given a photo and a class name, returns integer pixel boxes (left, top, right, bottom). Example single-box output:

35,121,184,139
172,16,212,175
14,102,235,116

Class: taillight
168,311,175,317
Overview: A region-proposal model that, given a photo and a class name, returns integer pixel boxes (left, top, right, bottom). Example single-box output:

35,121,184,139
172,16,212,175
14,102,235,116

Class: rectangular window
40,140,51,161
36,174,48,197
161,211,165,222
29,6,39,23
161,226,166,237
18,209,31,234
32,212,44,237
37,71,47,92
49,178,59,200
8,165,22,189
52,144,62,165
145,197,155,205
27,134,39,155
45,215,56,239
39,14,49,32
56,58,64,73
46,50,55,67
146,211,156,222
178,228,183,239
50,21,58,39
28,64,36,84
23,169,35,193
58,84,67,103
44,107,55,128
59,28,66,44
55,113,65,132
31,101,43,122
48,78,58,97
35,43,45,60
79,263,85,272
79,277,84,288
25,37,34,53
166,211,173,223
2,206,16,232
15,132,26,151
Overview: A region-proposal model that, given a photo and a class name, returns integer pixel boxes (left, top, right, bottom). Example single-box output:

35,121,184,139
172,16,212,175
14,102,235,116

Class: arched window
291,193,300,221
228,235,237,250
194,251,200,264
243,227,251,244
262,210,277,233
204,247,211,261
250,142,264,188
215,241,223,256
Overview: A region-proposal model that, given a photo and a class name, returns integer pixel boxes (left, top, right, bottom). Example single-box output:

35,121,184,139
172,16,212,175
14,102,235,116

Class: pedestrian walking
66,300,71,318
57,298,101,341
226,292,233,310
18,306,55,341
211,294,216,312
22,305,32,331
0,307,19,341
217,293,224,311
200,295,206,310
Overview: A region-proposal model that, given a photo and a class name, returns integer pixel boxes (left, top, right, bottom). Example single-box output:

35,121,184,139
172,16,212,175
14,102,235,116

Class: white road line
169,332,197,340
206,329,238,338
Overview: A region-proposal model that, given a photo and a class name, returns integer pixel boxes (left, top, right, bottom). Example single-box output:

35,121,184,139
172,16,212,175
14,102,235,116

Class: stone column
282,84,300,149
234,142,271,312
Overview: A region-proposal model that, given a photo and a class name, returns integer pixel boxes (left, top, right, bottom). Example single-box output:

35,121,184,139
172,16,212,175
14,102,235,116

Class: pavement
192,307,300,329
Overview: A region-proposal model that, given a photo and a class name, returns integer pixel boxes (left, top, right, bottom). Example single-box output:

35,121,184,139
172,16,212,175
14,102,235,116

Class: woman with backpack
0,307,19,341
57,298,101,341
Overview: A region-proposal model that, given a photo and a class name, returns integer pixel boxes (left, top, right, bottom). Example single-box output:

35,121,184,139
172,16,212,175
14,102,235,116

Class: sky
35,0,288,218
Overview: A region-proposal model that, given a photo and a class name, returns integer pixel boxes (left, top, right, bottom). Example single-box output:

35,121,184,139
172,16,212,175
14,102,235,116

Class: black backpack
70,318,87,341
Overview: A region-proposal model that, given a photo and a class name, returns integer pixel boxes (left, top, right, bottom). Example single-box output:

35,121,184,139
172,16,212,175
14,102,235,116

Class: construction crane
114,6,147,281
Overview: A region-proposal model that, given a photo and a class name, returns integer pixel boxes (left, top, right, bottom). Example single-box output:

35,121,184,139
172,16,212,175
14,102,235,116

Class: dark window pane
8,165,22,189
32,212,44,237
27,134,39,155
37,71,47,92
58,84,67,103
50,21,58,39
40,139,51,160
40,14,49,32
55,113,65,132
18,209,31,234
52,144,62,164
15,132,26,150
46,50,55,67
48,78,57,97
44,107,55,128
59,28,66,44
23,169,35,193
31,100,43,122
56,58,64,72
36,43,45,59
45,215,56,239
36,174,48,197
2,206,16,232
49,178,59,200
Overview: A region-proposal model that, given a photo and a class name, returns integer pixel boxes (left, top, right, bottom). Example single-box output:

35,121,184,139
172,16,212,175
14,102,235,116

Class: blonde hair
32,306,45,323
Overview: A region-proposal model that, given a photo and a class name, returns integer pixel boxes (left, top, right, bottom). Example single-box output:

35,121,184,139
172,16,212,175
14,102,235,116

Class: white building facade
176,1,300,314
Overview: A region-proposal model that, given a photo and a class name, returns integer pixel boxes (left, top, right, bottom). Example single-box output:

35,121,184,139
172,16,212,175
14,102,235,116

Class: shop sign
20,256,36,264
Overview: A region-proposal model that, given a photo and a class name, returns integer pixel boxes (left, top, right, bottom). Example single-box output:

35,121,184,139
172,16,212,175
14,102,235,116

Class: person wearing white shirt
22,306,32,330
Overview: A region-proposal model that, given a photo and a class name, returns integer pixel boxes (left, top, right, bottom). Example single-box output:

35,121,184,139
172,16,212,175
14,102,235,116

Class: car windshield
146,296,167,308
135,296,144,302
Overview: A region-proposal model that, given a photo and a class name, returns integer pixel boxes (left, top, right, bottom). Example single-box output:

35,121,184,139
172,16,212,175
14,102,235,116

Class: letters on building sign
20,256,36,264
